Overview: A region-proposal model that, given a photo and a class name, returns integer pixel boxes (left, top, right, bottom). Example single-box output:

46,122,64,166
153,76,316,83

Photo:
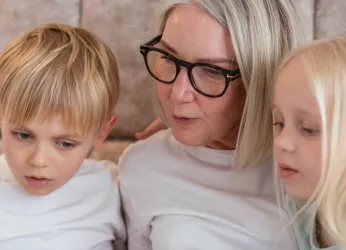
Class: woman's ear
93,115,117,149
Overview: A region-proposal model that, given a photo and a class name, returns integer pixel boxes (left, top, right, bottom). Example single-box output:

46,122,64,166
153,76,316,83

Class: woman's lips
173,115,198,126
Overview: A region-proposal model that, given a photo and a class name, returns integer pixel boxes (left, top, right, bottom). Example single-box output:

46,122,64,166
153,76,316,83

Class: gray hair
153,0,305,169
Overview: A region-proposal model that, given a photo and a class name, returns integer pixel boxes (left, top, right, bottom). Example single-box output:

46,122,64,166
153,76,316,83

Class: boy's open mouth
25,176,52,188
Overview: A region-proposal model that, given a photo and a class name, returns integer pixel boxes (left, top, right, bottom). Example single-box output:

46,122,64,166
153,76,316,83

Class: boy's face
1,115,115,195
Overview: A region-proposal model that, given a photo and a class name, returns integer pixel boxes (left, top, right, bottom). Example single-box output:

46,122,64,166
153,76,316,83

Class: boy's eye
12,131,32,140
57,141,76,149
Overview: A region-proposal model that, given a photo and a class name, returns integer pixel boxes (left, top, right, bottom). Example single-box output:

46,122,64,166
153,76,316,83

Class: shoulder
0,154,15,182
77,158,112,177
81,157,120,180
283,196,322,250
118,129,181,205
119,129,176,174
283,196,314,234
122,129,173,157
71,159,119,197
0,154,9,177
283,195,311,218
70,159,123,223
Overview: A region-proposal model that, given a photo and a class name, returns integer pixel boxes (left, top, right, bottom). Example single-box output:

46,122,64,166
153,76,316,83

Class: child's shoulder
0,154,14,182
284,195,311,217
68,159,119,194
77,158,116,176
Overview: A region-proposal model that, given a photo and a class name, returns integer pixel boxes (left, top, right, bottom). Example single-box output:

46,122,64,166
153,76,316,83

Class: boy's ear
93,115,117,149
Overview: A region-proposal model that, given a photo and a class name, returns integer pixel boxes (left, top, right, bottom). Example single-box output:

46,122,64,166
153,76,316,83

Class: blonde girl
273,36,346,249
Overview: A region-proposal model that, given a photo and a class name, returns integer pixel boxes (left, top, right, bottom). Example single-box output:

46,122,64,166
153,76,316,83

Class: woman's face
156,5,246,149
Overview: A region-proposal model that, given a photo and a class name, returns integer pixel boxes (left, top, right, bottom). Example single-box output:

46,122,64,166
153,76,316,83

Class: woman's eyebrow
160,39,237,66
196,57,238,66
160,39,177,54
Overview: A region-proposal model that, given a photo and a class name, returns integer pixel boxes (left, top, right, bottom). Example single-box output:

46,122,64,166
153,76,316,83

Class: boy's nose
29,146,49,168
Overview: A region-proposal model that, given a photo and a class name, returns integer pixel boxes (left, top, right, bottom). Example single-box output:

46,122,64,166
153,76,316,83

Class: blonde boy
0,24,126,250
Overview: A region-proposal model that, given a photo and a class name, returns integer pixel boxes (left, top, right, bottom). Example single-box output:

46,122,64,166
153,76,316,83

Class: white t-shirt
0,155,126,250
119,129,298,250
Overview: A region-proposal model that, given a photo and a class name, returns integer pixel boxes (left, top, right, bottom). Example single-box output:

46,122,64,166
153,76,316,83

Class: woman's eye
160,55,174,63
203,68,223,78
12,131,32,140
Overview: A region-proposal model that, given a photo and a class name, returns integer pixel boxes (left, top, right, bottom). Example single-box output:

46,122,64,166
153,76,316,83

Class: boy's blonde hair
0,23,119,135
275,36,346,248
152,0,304,169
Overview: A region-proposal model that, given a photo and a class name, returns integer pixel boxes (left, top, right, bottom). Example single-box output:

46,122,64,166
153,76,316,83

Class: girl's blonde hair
152,0,304,169
0,23,119,135
275,36,346,248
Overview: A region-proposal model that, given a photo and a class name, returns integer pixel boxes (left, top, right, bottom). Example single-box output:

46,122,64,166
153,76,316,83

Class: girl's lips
278,164,298,179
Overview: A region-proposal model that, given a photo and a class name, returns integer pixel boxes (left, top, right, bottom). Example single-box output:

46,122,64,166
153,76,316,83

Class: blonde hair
153,0,304,169
0,23,119,135
275,36,346,248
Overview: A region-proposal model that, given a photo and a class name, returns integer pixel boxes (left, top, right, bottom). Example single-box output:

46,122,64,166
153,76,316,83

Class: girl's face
273,57,322,200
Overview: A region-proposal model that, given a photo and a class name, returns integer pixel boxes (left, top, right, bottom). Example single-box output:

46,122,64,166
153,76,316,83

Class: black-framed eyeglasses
139,35,241,98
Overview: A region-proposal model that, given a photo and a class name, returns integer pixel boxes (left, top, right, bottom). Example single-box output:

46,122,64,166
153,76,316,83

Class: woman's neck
206,126,238,150
206,140,236,150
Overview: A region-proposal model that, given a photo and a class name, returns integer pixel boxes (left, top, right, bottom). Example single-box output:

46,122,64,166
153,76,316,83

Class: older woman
119,0,303,249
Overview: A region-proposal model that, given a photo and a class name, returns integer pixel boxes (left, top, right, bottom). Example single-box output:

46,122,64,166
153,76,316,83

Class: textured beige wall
315,0,346,38
82,0,159,138
0,0,79,50
292,0,315,41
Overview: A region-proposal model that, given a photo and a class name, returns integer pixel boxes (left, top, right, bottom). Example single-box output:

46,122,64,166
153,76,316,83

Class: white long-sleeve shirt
119,129,298,250
0,155,126,250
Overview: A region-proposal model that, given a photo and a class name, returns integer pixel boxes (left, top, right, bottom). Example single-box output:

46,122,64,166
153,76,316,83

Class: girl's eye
273,121,284,129
12,131,32,140
301,127,319,136
57,141,76,149
273,121,284,136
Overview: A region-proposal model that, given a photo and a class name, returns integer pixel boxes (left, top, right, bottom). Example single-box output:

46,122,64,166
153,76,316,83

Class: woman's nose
170,68,195,103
